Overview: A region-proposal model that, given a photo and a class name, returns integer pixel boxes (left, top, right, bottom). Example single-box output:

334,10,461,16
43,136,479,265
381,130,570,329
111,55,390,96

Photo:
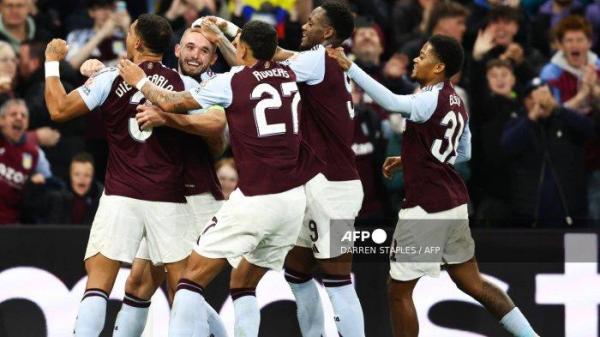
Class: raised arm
117,59,201,113
44,39,90,122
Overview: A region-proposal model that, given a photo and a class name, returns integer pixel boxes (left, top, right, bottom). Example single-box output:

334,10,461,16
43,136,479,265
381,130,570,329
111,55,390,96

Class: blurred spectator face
175,30,217,78
490,19,518,46
88,4,114,27
217,163,238,200
301,7,330,49
435,16,466,42
18,44,40,79
0,101,28,143
1,0,28,28
0,43,17,82
70,161,94,197
560,30,592,69
487,65,515,97
352,27,383,64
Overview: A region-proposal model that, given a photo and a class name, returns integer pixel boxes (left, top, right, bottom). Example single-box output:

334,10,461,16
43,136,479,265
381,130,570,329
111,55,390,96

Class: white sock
285,269,324,337
112,293,150,337
500,307,539,337
323,275,365,337
169,279,210,337
231,289,260,337
206,303,228,337
74,289,108,337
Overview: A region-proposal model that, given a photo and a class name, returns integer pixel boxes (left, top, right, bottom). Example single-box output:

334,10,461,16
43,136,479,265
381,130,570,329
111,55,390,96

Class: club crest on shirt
22,153,32,170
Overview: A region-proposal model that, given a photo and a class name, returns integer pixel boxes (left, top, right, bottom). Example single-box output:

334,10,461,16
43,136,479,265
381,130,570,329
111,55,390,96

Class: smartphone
116,1,127,13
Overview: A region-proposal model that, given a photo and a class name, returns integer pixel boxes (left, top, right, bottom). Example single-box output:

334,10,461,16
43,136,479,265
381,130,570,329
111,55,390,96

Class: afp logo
341,228,388,244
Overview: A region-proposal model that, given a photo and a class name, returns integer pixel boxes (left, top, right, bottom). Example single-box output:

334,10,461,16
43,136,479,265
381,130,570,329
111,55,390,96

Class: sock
74,288,108,337
206,303,228,337
231,288,260,337
322,274,365,337
500,307,539,337
285,268,324,337
113,293,151,337
169,279,210,337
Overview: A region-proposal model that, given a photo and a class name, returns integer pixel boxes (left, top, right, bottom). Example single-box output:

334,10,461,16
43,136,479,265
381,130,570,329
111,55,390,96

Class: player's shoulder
84,67,119,88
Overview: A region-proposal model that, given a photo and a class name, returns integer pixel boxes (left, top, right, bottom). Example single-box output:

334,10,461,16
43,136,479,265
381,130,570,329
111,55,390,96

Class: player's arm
117,59,201,113
44,39,90,122
455,122,471,164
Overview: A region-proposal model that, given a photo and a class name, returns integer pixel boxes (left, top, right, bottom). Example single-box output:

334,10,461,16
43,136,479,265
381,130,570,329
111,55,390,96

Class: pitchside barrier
0,226,598,337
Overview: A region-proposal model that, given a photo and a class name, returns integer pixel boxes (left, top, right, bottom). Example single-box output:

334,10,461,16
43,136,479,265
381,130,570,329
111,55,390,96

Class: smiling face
352,27,383,63
412,42,444,85
70,161,94,197
490,19,518,46
301,7,332,49
175,30,217,77
487,66,515,96
560,30,592,69
0,101,28,143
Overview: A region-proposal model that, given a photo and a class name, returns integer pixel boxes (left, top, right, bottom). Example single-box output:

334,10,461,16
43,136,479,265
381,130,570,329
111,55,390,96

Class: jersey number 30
431,110,464,164
251,82,300,137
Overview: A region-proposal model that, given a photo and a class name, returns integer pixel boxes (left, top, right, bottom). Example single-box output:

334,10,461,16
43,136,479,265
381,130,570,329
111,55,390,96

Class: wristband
135,77,148,91
45,61,60,78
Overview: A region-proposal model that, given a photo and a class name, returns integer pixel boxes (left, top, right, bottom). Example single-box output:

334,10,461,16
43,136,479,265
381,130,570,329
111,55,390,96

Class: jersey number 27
251,82,300,137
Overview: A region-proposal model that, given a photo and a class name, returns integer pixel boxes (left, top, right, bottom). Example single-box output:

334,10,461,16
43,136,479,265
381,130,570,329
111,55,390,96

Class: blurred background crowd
0,0,599,228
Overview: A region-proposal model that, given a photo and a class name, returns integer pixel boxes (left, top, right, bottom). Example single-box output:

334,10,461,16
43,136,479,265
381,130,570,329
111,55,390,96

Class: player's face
0,103,28,143
412,43,443,85
301,7,330,49
176,31,217,77
560,30,592,69
70,161,94,197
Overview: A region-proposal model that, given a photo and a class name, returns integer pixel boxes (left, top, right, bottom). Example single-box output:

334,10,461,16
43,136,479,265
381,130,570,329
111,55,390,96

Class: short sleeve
189,70,235,109
403,89,440,123
282,46,326,85
76,68,119,110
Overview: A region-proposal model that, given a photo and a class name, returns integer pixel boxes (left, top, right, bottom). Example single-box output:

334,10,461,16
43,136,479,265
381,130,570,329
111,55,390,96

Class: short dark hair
488,5,521,24
426,1,469,34
21,40,46,63
240,20,278,61
486,58,513,73
428,35,464,78
554,15,593,42
320,1,355,42
72,152,95,166
86,0,114,9
134,14,173,55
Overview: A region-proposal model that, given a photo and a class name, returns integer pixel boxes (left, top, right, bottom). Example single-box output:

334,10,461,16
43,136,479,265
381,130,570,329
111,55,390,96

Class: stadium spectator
0,98,51,224
0,39,16,105
531,0,585,57
162,0,215,34
0,0,51,52
585,0,600,54
540,16,600,220
215,157,237,199
41,152,102,225
390,0,438,53
471,59,520,226
65,0,130,69
501,82,593,227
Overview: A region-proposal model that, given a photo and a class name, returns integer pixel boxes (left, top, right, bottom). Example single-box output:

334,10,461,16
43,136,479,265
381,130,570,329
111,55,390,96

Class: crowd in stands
0,0,598,227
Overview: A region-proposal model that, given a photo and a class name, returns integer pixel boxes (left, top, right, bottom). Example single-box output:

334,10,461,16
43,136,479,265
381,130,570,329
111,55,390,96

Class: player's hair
428,35,464,78
320,1,355,42
134,14,173,55
71,152,95,166
21,40,46,63
239,20,278,61
488,5,520,24
486,58,513,73
554,15,593,42
0,99,27,117
426,0,469,34
86,0,115,9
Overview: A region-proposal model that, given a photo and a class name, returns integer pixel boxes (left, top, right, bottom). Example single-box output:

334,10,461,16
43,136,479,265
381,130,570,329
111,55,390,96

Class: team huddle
43,1,541,337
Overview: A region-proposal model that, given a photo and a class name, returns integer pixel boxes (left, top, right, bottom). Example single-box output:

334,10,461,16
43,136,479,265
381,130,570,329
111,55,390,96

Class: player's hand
35,127,61,147
30,173,46,185
135,104,166,130
382,156,402,179
326,47,353,71
45,39,68,62
472,26,495,61
200,21,225,44
117,59,145,87
80,59,106,77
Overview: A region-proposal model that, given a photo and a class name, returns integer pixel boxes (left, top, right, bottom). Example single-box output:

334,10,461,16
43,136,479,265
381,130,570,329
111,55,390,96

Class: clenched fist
117,59,145,87
45,39,68,62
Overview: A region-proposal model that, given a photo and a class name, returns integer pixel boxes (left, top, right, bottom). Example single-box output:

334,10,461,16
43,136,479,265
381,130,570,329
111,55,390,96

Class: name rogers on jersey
115,73,174,97
0,161,28,188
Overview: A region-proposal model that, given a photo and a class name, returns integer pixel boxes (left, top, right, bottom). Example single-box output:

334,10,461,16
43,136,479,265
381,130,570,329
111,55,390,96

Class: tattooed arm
117,59,202,113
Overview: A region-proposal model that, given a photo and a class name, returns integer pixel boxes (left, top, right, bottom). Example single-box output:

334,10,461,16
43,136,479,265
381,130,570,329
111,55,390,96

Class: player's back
293,45,359,181
78,61,187,202
402,81,469,212
224,61,321,196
